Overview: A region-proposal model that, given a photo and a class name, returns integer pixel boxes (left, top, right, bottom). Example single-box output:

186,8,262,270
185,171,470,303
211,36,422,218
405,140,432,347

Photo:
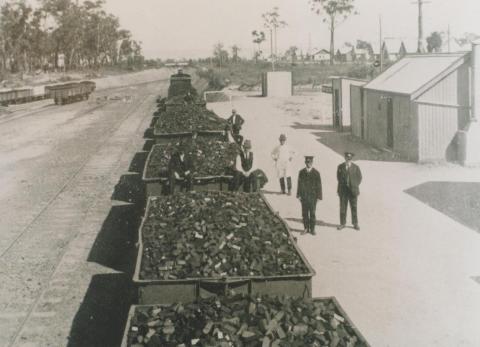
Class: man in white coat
271,134,295,195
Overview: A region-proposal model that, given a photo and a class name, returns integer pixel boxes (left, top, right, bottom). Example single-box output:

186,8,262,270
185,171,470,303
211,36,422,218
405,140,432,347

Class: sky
102,0,478,59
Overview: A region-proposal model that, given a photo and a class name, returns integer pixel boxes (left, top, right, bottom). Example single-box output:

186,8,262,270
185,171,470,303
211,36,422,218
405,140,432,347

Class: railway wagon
134,192,315,305
142,140,234,196
45,81,96,105
121,297,371,347
0,88,40,106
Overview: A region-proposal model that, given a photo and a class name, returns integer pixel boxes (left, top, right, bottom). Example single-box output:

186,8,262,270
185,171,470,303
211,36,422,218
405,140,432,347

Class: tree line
0,0,144,74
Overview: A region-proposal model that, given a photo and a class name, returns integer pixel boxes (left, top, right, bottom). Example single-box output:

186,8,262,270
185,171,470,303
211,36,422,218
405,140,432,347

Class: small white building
335,45,354,63
353,48,371,61
311,49,330,63
330,76,368,131
352,52,471,162
261,71,292,97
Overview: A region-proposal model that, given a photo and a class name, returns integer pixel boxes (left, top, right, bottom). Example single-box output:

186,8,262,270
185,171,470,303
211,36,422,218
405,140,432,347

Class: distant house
399,38,421,57
383,39,403,61
371,38,424,62
442,38,470,53
311,49,330,63
372,42,389,62
335,45,354,63
353,48,371,62
165,61,189,67
352,52,470,162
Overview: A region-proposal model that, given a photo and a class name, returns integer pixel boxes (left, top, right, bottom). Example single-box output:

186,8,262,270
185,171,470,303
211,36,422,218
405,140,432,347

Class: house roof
363,52,469,97
371,38,423,55
401,38,421,53
442,38,470,53
383,38,403,54
371,42,385,55
312,49,330,55
336,45,353,54
354,48,370,56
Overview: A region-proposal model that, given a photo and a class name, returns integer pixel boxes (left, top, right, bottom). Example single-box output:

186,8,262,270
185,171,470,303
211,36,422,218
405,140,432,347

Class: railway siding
0,81,164,347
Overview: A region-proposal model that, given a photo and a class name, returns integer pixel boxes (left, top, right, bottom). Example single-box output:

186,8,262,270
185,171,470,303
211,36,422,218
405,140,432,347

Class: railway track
0,82,162,347
0,77,169,127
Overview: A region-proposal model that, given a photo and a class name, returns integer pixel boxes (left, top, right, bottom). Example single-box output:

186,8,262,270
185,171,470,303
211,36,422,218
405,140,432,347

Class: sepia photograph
0,0,479,346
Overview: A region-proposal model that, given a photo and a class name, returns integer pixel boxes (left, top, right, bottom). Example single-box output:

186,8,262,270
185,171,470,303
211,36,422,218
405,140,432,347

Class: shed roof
363,52,468,96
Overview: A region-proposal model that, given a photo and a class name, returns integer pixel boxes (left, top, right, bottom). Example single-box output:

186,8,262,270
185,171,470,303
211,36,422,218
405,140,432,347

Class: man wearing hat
297,156,322,234
271,134,295,195
337,152,362,230
227,109,245,137
168,146,194,194
230,139,254,191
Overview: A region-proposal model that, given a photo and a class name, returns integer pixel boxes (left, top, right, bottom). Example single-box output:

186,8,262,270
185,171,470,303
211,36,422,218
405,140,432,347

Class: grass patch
195,60,386,90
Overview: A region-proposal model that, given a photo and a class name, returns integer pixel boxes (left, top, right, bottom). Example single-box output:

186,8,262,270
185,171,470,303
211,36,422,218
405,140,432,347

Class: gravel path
210,93,480,347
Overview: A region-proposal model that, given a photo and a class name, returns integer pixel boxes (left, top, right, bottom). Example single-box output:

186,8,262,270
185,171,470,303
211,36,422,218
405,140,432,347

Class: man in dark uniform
227,109,245,137
168,147,194,194
297,156,322,235
337,152,362,230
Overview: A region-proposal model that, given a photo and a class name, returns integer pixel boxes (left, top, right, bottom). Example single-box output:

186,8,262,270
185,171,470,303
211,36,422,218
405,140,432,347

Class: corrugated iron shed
363,53,468,97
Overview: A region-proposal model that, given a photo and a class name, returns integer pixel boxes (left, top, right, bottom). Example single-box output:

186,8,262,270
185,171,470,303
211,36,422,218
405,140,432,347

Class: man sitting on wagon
230,140,254,192
168,146,194,194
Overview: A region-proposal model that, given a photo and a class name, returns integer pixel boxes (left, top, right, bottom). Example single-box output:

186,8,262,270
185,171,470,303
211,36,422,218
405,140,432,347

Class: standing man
271,134,295,195
168,146,194,194
227,109,245,138
240,139,254,192
297,156,322,235
337,152,362,230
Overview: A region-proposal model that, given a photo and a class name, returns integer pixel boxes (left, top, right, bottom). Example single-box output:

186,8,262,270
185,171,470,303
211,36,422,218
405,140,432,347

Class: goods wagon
0,88,44,106
134,192,315,305
122,296,370,347
45,81,96,105
142,140,235,196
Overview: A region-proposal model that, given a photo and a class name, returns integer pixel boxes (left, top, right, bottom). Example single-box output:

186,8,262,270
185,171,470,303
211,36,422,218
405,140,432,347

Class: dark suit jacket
337,162,362,196
227,114,245,130
168,152,193,176
297,168,322,201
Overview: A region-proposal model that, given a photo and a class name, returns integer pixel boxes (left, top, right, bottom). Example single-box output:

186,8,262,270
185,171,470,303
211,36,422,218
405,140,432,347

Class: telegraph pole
308,33,312,56
379,15,383,72
447,24,451,53
411,0,431,53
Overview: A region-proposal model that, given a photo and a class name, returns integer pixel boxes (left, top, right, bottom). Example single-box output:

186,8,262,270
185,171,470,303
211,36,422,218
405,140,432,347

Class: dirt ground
0,72,167,346
209,92,480,347
2,75,480,346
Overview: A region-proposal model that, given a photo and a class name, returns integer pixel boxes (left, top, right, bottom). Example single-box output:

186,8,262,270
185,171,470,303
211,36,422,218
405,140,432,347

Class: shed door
386,98,394,148
334,90,340,127
350,85,363,137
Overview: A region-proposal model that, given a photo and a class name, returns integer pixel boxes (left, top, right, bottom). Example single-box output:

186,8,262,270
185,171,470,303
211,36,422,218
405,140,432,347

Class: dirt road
0,78,166,346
